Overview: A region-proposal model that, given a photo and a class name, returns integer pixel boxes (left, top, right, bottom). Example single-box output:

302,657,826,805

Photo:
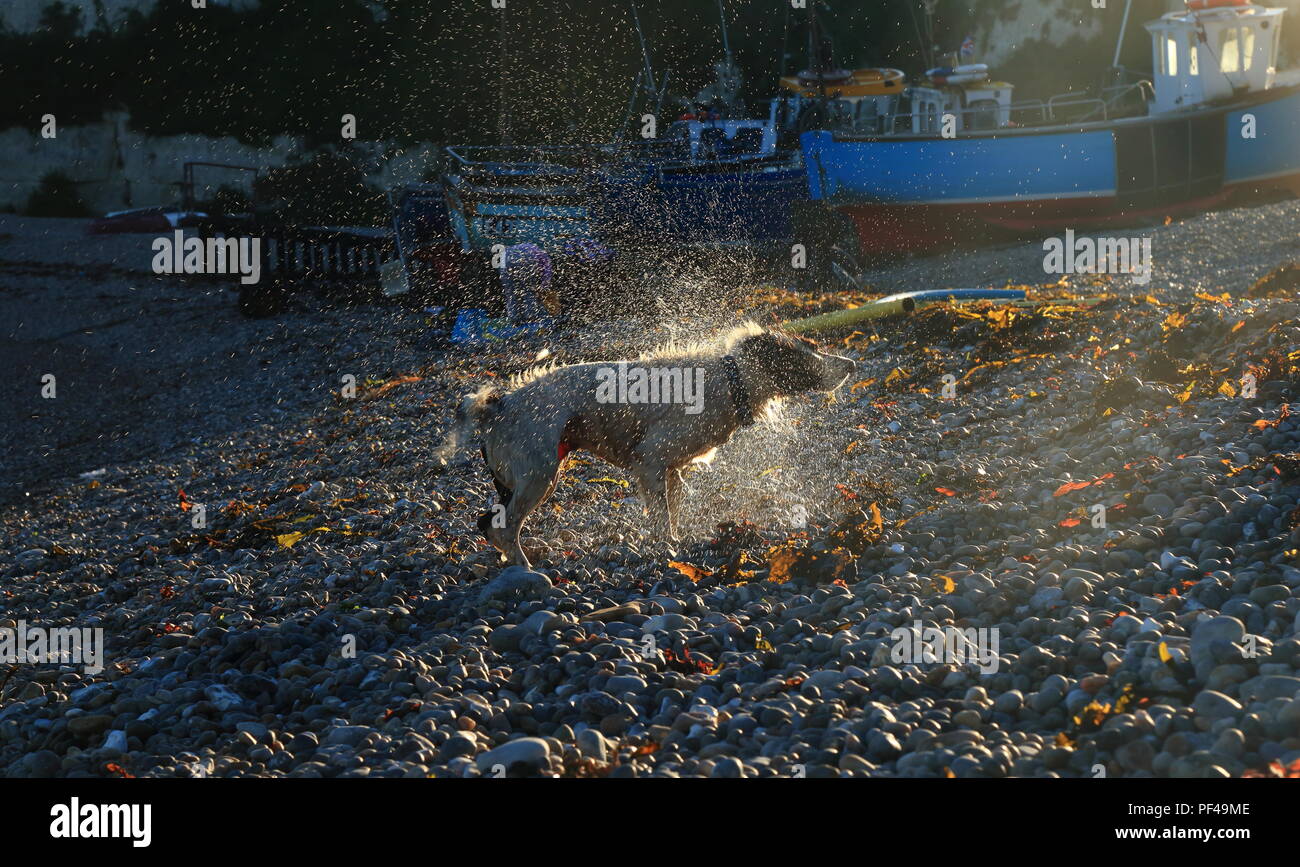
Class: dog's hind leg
501,459,561,568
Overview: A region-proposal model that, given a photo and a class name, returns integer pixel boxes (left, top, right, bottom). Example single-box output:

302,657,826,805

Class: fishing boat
794,1,1300,254
441,145,600,255
778,66,908,136
593,101,806,247
594,2,806,247
440,1,806,256
441,121,803,255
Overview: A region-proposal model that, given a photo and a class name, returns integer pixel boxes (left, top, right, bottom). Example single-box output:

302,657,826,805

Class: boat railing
445,145,604,178
1045,79,1152,123
837,88,1160,135
1101,79,1155,115
649,152,800,178
868,100,1050,134
1010,99,1050,125
831,83,1157,135
604,138,692,165
1047,93,1111,122
603,137,797,177
606,133,777,166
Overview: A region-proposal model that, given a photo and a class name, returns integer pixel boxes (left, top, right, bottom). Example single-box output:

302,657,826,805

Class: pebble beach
2,204,1300,778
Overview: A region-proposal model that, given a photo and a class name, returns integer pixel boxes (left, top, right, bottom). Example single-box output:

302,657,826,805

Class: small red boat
88,207,207,235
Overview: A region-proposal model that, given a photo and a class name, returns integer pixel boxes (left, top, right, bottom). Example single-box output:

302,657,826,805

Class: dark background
0,0,1184,149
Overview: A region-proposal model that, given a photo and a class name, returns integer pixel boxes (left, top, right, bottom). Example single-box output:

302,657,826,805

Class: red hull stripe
837,171,1300,253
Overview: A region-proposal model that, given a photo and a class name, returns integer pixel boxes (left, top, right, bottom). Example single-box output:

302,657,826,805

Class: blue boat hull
803,128,1118,205
801,85,1300,253
594,162,808,245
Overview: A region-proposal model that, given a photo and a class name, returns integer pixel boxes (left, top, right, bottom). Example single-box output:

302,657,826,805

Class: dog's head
733,328,859,394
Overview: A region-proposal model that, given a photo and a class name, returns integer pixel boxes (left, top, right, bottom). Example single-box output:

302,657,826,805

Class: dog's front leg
664,468,684,541
500,460,560,569
636,466,677,543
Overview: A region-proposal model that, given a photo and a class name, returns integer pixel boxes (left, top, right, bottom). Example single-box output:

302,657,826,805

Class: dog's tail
435,385,503,463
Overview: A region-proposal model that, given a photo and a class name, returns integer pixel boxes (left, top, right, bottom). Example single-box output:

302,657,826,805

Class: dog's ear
745,329,822,357
773,331,822,354
737,328,785,353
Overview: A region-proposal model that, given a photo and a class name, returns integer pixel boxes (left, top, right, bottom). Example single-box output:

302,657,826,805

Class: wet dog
439,324,858,568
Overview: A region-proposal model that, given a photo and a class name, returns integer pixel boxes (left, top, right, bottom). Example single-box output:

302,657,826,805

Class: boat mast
907,0,935,72
656,69,671,118
559,13,575,139
1112,0,1134,70
811,3,829,105
496,4,510,144
629,2,660,109
717,0,733,65
712,0,743,115
615,68,643,144
923,0,938,69
779,1,791,80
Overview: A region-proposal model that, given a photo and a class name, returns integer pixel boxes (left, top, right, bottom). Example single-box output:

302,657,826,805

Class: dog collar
721,354,754,426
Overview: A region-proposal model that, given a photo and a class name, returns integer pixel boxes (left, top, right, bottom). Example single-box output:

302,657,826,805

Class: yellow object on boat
779,68,906,98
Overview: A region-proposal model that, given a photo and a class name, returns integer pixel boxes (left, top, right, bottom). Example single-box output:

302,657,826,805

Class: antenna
922,0,939,70
717,0,732,63
629,1,659,104
906,0,933,72
779,1,791,79
615,68,643,144
497,5,509,144
656,69,671,118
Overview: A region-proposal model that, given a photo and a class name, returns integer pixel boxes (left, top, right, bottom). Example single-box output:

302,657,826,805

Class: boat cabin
772,1,1291,139
772,60,1021,136
661,118,779,162
903,81,1015,134
1145,2,1285,114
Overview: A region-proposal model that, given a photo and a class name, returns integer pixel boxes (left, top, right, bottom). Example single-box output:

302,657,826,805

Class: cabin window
914,97,941,133
854,99,882,134
828,100,853,131
731,128,763,155
699,128,728,160
1165,36,1179,76
967,99,999,130
1187,32,1199,76
1221,27,1255,74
